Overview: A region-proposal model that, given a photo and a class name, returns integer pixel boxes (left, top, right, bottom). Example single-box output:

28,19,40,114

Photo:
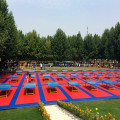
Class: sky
6,0,120,37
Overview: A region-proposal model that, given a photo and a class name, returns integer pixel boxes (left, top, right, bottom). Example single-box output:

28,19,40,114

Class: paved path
44,105,82,120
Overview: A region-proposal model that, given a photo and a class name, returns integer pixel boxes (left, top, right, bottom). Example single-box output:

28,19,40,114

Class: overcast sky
6,0,120,37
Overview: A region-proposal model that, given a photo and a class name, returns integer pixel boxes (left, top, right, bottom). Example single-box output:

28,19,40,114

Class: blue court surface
0,70,120,109
0,84,12,90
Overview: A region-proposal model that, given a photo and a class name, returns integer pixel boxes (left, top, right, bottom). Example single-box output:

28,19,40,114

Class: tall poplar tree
52,28,67,61
0,0,17,62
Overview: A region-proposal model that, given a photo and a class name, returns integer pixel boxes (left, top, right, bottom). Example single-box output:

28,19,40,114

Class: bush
57,100,115,120
38,101,51,120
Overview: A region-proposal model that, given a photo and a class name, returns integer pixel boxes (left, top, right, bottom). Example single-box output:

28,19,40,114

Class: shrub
38,101,51,120
57,100,115,120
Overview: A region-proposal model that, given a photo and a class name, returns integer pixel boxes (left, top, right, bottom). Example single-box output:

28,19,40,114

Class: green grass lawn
0,99,120,120
0,106,42,120
72,99,120,120
36,66,114,71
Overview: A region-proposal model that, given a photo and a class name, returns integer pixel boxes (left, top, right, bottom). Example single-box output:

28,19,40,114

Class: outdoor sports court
0,70,120,109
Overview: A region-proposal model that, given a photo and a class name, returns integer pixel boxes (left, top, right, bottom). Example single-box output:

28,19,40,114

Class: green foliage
38,101,51,120
1,0,120,63
57,100,116,120
16,30,26,60
0,0,17,62
100,29,110,59
24,30,41,60
93,34,101,58
51,28,67,61
73,99,120,119
0,106,43,120
76,32,84,60
84,34,97,59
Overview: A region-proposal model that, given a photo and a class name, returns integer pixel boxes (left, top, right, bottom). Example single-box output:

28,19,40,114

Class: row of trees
16,23,120,62
0,0,120,65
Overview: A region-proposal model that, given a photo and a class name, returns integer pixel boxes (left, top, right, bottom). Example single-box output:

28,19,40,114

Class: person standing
33,63,35,70
28,73,31,82
11,65,14,72
40,63,42,70
26,72,29,83
28,63,30,68
20,63,21,69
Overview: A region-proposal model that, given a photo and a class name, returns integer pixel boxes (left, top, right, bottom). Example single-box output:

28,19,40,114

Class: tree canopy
0,0,17,62
0,0,120,64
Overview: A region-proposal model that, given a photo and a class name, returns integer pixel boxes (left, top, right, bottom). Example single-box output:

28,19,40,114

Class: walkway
44,105,82,120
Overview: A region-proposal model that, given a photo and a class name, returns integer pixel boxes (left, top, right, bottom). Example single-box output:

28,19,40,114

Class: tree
16,30,26,60
52,28,67,61
83,34,95,59
64,36,72,60
93,34,101,59
0,0,17,63
114,22,120,61
3,12,17,60
43,35,53,61
76,32,84,60
25,30,41,60
0,0,9,60
108,27,115,59
1,0,120,63
100,29,110,59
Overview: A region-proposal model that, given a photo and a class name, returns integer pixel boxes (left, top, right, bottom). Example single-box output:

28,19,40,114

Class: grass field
72,99,120,120
1,99,120,120
0,106,42,120
34,66,115,71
